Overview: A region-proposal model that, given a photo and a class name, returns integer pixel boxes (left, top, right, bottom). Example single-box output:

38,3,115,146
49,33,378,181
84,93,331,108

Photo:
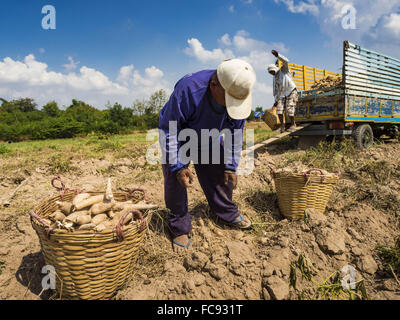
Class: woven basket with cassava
29,181,152,300
263,107,284,131
270,167,339,220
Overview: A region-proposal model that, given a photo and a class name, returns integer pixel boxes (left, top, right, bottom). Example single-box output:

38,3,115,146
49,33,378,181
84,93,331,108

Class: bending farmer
159,59,256,252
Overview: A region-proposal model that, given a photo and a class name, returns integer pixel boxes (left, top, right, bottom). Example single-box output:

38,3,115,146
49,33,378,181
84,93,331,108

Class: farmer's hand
224,170,238,189
176,168,194,188
271,50,279,57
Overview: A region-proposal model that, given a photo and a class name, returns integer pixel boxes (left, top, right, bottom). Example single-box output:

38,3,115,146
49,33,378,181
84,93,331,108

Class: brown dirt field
0,136,399,300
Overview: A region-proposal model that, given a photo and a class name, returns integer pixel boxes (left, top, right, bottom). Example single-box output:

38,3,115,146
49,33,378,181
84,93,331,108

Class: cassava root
45,178,155,233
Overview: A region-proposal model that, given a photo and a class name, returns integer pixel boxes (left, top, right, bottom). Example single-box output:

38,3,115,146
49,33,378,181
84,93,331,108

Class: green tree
42,101,60,117
248,110,256,121
0,98,37,113
0,90,167,141
132,99,146,116
255,106,264,113
146,89,168,114
18,98,37,112
108,103,133,127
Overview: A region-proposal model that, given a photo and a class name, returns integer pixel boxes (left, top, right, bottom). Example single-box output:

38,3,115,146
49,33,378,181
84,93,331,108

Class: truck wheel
388,125,399,139
352,124,374,149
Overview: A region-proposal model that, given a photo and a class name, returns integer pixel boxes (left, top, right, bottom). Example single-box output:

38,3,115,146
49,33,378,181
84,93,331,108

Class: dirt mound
0,138,400,300
116,200,399,300
116,141,400,300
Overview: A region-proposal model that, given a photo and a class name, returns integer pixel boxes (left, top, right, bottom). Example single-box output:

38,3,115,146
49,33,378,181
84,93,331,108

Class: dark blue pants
162,164,240,237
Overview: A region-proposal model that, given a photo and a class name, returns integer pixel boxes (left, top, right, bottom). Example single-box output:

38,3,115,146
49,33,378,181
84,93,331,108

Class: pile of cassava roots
311,75,343,90
43,178,157,233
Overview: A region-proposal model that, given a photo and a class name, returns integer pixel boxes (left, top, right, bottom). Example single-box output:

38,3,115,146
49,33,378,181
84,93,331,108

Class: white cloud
274,0,400,56
233,30,268,52
368,13,400,44
385,13,400,34
274,0,319,15
117,64,134,86
184,38,235,63
117,64,168,97
63,56,80,72
0,54,170,108
145,66,164,79
184,31,289,108
229,5,235,13
39,48,45,54
219,33,232,46
385,13,400,36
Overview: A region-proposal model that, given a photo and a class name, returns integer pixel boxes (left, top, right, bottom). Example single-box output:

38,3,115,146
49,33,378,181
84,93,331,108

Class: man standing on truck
159,59,256,252
267,50,298,133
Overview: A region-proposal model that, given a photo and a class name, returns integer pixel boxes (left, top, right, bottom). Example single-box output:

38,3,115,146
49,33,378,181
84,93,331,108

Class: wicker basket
271,168,339,220
30,190,152,300
263,107,283,131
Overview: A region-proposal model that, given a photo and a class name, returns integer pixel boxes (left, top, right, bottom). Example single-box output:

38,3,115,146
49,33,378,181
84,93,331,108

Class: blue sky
0,0,399,109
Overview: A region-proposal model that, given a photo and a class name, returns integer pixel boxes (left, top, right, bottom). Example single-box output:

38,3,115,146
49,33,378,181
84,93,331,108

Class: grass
240,188,282,235
376,237,400,278
281,138,357,172
244,121,276,147
0,131,152,175
337,156,400,222
354,186,400,219
289,254,369,300
0,125,274,178
0,260,5,275
0,131,148,157
95,140,124,152
0,126,273,158
48,154,74,174
0,144,11,155
122,208,180,291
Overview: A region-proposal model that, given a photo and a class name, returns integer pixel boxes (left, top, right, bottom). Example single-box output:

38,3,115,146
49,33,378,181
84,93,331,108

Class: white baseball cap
217,59,256,120
268,64,279,74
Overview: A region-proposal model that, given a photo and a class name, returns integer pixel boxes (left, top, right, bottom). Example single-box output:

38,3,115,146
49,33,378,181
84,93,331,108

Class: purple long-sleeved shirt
159,70,245,173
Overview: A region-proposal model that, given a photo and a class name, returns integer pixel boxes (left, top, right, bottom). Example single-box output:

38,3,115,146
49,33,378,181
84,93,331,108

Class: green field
0,122,274,157
0,122,275,175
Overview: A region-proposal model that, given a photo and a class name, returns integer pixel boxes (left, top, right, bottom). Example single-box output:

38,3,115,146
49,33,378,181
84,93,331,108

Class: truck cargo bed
295,41,400,125
296,86,345,122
